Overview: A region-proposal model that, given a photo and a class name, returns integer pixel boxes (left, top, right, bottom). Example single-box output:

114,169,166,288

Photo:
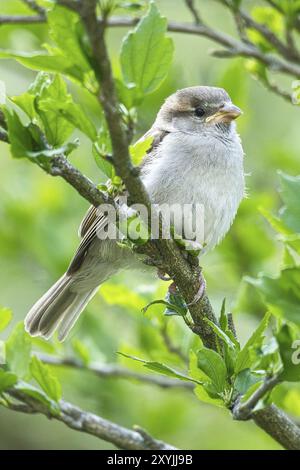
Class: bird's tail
24,274,97,341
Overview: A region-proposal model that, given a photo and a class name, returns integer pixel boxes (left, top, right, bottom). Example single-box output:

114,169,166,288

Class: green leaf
0,370,17,393
33,74,74,146
93,148,114,178
15,381,60,415
130,135,153,165
93,128,114,178
194,384,225,408
259,206,293,236
0,307,12,333
0,50,71,75
204,319,236,350
165,289,189,317
278,171,300,233
282,246,298,268
247,269,300,326
35,72,96,141
240,380,264,403
120,1,174,97
197,348,227,393
245,59,268,84
30,355,62,402
142,299,187,317
11,93,37,121
0,6,96,91
116,79,137,110
235,312,271,374
47,6,91,77
3,108,36,159
31,337,57,355
118,352,200,384
204,318,239,377
254,337,281,373
38,88,97,142
234,369,262,395
5,322,31,379
189,350,210,383
219,298,228,331
247,7,283,53
276,324,300,382
27,140,79,159
292,80,300,105
10,72,96,154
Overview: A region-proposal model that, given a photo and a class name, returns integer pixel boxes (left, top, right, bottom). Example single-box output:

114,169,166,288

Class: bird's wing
68,127,169,275
138,127,170,168
67,204,111,275
78,205,98,238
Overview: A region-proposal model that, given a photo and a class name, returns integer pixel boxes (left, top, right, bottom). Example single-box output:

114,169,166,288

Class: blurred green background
0,0,299,450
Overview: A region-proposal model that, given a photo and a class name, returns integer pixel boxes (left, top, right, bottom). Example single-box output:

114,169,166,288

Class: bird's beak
205,103,242,124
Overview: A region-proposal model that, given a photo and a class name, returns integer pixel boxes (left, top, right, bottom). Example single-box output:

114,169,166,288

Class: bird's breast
141,131,245,250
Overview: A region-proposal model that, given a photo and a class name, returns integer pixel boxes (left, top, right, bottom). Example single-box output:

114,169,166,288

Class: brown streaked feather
67,210,108,275
78,205,98,238
68,127,169,276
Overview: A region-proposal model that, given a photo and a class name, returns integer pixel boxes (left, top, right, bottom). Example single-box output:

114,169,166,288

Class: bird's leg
168,281,178,294
157,264,206,306
187,271,206,306
157,269,172,282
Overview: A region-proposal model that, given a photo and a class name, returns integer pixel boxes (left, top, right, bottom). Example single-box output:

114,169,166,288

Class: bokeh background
0,0,299,449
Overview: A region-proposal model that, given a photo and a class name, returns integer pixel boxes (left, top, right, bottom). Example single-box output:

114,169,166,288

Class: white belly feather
141,130,245,252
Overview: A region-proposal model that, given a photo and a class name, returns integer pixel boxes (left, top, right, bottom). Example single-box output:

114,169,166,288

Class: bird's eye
194,107,205,118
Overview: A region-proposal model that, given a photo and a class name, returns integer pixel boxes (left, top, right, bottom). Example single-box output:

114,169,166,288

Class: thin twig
0,14,44,25
22,0,46,17
185,0,202,25
6,388,176,450
48,154,113,208
261,78,292,103
37,353,194,389
233,375,280,421
99,18,300,79
160,323,189,365
218,0,300,61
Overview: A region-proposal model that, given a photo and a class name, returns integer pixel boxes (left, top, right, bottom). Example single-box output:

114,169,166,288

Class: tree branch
0,14,44,25
185,0,202,25
253,405,300,450
232,375,280,420
105,17,300,79
37,353,194,389
6,388,176,450
218,0,300,63
48,154,113,208
21,0,46,17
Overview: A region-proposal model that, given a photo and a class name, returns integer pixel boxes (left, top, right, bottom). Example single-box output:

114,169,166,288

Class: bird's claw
157,269,172,281
187,273,206,306
159,269,206,307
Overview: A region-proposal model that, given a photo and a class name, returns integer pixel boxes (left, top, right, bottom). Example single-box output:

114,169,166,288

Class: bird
25,86,245,341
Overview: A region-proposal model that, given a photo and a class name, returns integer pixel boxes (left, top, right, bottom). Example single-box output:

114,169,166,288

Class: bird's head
156,86,242,135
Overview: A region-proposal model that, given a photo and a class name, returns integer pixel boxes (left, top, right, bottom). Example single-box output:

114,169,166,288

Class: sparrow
25,86,245,341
